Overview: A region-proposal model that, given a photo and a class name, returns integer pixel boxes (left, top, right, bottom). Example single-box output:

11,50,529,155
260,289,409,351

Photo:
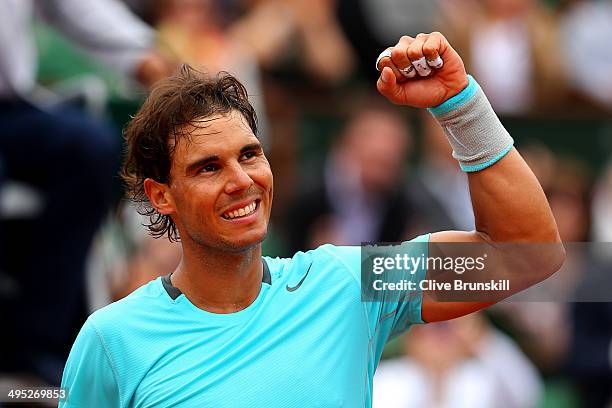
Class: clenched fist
376,32,468,108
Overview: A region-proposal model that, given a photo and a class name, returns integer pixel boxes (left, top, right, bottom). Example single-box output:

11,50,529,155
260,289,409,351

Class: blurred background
1,0,611,406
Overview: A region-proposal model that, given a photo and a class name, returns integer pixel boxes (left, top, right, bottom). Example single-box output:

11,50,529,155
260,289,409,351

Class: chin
224,228,268,253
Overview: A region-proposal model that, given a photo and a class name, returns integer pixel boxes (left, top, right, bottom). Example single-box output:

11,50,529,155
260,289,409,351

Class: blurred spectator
548,157,592,243
560,0,612,111
443,0,570,114
0,0,172,386
568,301,612,408
373,313,543,408
519,142,557,194
112,219,183,300
231,0,356,84
566,158,612,408
284,104,419,251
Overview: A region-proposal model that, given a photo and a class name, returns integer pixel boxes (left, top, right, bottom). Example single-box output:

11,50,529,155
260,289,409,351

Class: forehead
171,112,257,162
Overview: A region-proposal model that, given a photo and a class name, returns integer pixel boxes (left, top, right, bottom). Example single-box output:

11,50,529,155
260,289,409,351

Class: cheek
264,174,274,206
266,172,274,194
253,165,274,193
176,185,219,220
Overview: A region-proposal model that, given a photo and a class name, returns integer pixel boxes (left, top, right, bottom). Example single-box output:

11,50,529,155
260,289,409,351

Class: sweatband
428,75,514,172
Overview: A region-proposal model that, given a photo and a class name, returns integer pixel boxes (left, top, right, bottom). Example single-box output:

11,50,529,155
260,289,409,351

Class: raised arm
376,32,565,322
37,0,173,86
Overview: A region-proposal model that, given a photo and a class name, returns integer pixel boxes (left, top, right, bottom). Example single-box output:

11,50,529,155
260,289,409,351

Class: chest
128,288,370,407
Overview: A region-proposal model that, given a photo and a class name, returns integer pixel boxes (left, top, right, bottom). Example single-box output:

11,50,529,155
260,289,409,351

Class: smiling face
147,111,273,253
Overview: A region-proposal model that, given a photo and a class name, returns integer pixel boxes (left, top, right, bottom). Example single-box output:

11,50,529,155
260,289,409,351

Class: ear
144,178,175,215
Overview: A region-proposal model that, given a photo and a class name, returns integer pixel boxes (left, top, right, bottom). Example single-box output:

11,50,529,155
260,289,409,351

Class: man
284,105,418,251
0,0,171,384
60,32,564,406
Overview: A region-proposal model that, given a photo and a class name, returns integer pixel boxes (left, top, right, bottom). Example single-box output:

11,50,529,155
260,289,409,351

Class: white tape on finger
427,56,444,69
412,57,432,76
400,65,416,78
376,49,392,71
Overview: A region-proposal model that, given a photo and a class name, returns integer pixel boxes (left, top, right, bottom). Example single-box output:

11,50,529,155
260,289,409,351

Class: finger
407,34,432,77
377,53,404,82
423,32,445,69
391,36,417,79
375,48,392,72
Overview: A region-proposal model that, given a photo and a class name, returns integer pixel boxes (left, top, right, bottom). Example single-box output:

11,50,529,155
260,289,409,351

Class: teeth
223,202,257,220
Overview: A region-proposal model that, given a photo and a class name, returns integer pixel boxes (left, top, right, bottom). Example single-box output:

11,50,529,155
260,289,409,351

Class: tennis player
59,32,564,407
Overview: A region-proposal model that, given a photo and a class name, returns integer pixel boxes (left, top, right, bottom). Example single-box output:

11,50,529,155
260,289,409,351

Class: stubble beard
186,224,268,255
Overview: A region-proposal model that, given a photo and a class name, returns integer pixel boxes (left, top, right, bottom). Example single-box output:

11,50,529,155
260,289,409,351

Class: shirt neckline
159,259,272,321
161,259,271,300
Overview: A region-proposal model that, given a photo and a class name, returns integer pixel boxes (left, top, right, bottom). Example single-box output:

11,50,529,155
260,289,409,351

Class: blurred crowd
0,0,611,407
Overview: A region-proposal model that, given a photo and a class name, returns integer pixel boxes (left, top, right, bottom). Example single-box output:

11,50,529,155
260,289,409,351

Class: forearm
429,76,560,244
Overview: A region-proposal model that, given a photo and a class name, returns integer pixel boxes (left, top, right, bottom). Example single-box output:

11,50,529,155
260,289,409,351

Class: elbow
516,240,565,290
545,221,566,277
542,240,566,280
533,229,566,283
517,222,566,286
529,214,566,281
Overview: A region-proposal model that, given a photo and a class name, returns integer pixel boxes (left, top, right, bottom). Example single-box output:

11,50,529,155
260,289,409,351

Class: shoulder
77,279,170,384
264,244,361,285
88,278,165,332
62,283,166,408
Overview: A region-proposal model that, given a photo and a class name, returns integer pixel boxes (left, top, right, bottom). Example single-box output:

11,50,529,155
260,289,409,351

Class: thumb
376,66,399,100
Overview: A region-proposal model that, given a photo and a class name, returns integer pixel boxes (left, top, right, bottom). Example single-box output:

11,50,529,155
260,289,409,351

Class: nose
224,162,254,194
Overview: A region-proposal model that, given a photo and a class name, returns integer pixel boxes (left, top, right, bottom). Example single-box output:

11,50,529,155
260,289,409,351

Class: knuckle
379,58,392,68
390,47,405,60
431,31,446,43
423,44,437,55
407,46,422,60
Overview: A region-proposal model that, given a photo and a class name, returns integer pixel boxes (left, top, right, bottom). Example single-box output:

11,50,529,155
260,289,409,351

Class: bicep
421,230,493,322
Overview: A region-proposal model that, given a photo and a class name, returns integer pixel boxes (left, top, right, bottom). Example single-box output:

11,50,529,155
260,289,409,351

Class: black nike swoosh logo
286,263,313,292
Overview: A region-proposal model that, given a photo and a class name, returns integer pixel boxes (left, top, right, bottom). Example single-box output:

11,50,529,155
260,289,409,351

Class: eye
240,150,258,161
201,163,219,173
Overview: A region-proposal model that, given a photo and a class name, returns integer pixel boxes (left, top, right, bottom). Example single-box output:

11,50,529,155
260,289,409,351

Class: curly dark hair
121,64,258,241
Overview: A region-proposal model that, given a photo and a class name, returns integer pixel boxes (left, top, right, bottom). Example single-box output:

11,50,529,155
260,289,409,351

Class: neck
171,241,263,314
